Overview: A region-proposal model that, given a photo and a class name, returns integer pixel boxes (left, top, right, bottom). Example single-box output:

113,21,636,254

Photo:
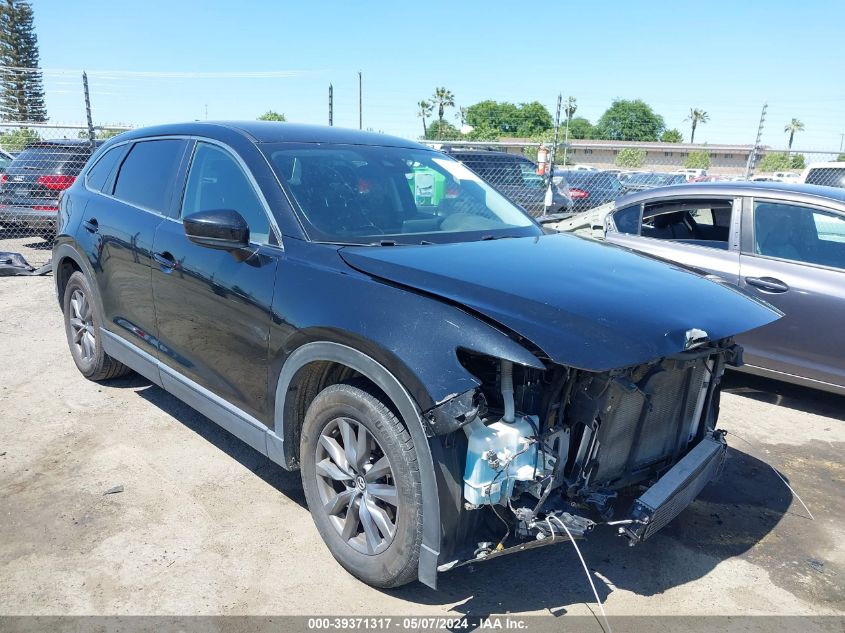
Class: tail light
37,175,76,190
0,174,7,184
569,188,589,199
32,205,59,211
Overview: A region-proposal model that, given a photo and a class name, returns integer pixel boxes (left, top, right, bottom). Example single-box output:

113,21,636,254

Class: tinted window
113,140,185,213
10,146,89,174
613,205,640,234
181,143,271,244
86,145,127,192
754,201,845,270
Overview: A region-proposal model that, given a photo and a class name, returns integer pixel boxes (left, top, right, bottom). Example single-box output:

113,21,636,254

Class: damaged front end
431,340,738,571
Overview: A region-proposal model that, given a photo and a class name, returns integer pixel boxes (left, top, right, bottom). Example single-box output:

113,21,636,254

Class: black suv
54,122,777,589
442,148,573,219
0,139,99,233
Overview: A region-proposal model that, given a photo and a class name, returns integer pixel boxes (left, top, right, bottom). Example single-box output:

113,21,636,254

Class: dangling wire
726,430,815,521
550,515,613,633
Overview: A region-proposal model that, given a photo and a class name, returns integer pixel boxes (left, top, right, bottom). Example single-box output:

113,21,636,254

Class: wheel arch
271,340,441,588
53,244,97,312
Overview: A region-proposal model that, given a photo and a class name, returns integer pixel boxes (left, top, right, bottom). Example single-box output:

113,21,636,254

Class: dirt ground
0,276,843,618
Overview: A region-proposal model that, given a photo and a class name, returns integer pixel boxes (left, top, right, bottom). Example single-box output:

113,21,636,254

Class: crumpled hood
339,234,781,371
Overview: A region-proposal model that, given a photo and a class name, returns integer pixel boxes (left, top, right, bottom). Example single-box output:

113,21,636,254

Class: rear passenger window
113,140,185,213
613,205,640,234
640,199,733,249
86,145,127,192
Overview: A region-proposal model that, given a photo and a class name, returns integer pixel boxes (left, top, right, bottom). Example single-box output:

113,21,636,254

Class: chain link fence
0,122,130,268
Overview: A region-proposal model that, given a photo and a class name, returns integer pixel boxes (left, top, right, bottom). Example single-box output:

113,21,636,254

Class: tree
423,120,461,141
515,101,553,136
0,124,37,151
416,100,432,136
257,110,286,121
564,97,577,122
684,150,711,170
686,108,709,144
0,0,46,122
594,99,665,141
566,117,593,140
431,87,455,138
784,118,805,152
759,152,793,172
465,100,520,135
661,128,683,143
790,154,806,170
837,154,845,162
615,147,646,168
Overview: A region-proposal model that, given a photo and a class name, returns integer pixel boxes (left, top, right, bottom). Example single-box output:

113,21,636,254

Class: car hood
339,234,781,371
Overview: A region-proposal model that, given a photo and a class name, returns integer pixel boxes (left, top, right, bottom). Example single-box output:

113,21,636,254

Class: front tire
62,271,131,381
300,382,422,588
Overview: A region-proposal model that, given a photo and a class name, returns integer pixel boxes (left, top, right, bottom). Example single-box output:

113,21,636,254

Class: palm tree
455,106,468,127
431,87,455,138
564,96,577,123
686,108,709,144
784,118,805,152
417,100,433,136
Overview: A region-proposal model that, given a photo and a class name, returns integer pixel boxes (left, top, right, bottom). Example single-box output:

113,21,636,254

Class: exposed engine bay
433,340,739,570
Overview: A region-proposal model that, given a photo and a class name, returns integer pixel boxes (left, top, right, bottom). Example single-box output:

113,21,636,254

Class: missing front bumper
622,430,727,543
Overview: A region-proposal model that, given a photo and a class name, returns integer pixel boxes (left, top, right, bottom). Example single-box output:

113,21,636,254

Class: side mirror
183,209,249,250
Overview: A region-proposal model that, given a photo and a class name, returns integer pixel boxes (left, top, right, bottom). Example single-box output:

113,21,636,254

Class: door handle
153,251,177,270
745,276,789,293
82,218,98,233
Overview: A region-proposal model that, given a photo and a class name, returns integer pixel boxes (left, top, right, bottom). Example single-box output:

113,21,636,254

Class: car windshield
262,143,540,244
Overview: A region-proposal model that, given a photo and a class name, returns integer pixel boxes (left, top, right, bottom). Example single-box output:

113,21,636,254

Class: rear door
606,195,741,283
82,138,189,359
737,198,845,388
151,140,281,422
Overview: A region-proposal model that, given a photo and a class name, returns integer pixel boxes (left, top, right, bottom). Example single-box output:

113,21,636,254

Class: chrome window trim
82,134,283,248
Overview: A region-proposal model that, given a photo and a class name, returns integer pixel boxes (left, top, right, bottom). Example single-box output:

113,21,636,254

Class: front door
151,141,282,422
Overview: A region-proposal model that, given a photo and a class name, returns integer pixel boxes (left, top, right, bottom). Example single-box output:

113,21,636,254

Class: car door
151,140,282,422
736,197,845,389
81,138,188,359
606,195,741,284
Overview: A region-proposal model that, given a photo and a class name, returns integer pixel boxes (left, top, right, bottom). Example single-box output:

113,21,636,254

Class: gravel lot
0,276,843,618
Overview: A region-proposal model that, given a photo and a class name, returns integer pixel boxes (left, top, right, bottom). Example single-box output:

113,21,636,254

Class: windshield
261,143,540,244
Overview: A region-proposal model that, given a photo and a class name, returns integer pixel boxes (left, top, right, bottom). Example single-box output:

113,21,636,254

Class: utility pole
745,102,767,179
544,93,562,216
82,72,96,154
358,71,362,130
839,133,843,153
328,84,333,126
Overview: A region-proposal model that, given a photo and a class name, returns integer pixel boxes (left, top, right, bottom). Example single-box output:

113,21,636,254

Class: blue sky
32,0,845,151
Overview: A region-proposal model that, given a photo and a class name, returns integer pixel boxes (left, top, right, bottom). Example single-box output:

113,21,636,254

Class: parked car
54,123,778,589
555,168,624,212
0,148,13,174
556,181,845,396
621,172,688,192
800,162,845,189
675,168,708,181
0,139,99,234
441,148,572,219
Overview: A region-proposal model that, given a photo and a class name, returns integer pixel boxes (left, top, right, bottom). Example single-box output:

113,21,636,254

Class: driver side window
182,143,271,244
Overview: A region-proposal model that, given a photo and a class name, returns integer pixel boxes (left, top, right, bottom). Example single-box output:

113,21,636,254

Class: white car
675,168,707,181
800,162,845,189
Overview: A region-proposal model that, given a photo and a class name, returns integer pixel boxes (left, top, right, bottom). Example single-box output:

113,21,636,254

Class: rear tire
300,382,422,588
62,271,131,381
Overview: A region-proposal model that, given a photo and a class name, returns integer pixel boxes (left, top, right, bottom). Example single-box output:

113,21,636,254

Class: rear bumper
0,205,58,229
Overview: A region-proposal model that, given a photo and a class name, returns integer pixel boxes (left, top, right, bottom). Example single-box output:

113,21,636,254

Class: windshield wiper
368,239,435,246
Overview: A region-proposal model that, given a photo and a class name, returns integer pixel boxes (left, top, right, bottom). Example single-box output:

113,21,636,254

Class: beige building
501,138,769,175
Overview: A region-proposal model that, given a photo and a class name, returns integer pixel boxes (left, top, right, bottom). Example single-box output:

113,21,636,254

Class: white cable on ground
550,515,612,633
726,431,815,521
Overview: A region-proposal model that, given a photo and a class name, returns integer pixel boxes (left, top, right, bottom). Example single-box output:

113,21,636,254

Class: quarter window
86,145,127,192
113,140,185,213
181,143,271,244
754,201,845,270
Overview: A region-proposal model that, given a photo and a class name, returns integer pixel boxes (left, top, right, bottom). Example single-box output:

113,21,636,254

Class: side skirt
100,328,280,461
